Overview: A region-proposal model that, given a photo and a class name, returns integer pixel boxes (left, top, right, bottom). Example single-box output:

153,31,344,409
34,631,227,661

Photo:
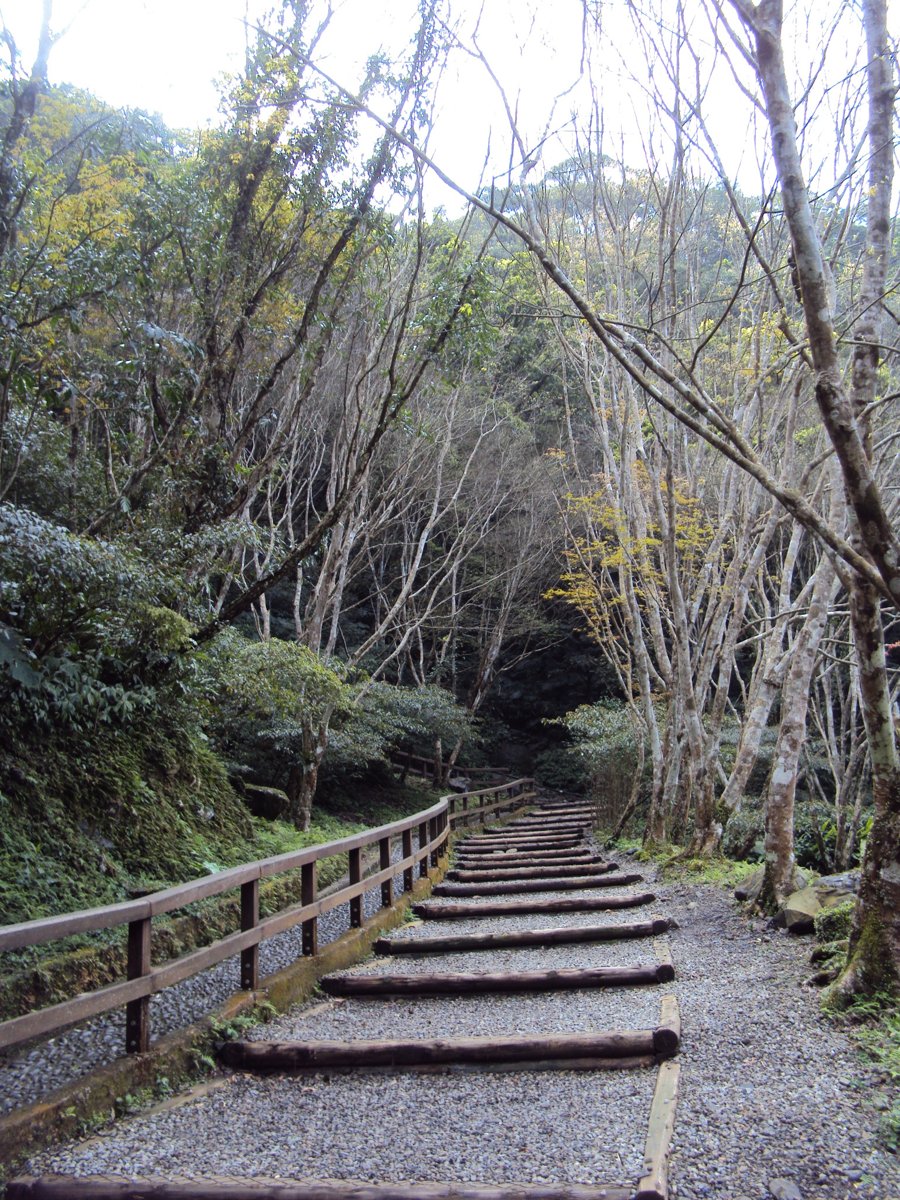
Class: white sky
0,0,598,211
0,1,881,212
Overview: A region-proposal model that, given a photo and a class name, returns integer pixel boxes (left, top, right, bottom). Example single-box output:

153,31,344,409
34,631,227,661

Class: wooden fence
391,751,507,786
0,779,534,1059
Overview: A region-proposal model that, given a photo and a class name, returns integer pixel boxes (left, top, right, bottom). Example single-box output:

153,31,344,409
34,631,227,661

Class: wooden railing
391,751,507,785
0,779,534,1058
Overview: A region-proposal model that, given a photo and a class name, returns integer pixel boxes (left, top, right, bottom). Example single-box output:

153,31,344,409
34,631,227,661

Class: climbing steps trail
9,794,681,1200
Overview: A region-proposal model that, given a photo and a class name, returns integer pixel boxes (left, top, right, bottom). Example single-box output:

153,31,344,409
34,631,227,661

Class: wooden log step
484,823,588,835
374,917,672,954
519,806,594,817
414,892,655,919
433,872,643,897
447,864,616,883
220,1027,660,1071
526,813,592,822
452,855,599,870
320,963,672,997
462,830,581,841
503,816,590,826
502,816,589,826
5,1178,633,1200
455,837,580,850
655,995,681,1056
454,846,596,858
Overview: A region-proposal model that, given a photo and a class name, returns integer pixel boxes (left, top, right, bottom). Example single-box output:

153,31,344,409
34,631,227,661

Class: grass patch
829,992,900,1152
603,834,758,890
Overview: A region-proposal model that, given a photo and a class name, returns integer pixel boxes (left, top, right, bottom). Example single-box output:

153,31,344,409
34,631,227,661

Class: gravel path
9,804,900,1200
26,1070,651,1188
656,873,900,1200
22,811,660,1190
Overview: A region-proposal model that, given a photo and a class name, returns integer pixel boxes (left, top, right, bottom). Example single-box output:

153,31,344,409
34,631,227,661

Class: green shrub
815,899,856,943
533,747,590,793
721,808,764,861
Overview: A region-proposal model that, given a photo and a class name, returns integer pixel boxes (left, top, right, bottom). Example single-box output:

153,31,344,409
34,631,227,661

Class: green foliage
532,747,590,793
545,700,645,798
0,504,193,730
721,808,764,862
328,681,474,776
826,991,900,1152
815,899,856,943
0,720,253,938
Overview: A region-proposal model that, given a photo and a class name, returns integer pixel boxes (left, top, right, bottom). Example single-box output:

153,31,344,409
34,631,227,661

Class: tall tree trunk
736,0,899,994
757,560,837,910
287,718,331,831
838,574,900,996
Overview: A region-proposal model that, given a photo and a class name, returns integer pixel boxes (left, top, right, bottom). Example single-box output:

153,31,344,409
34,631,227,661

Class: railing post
301,862,317,956
240,879,260,991
402,828,414,893
125,915,151,1054
349,848,362,928
429,816,439,868
380,835,393,909
418,821,429,878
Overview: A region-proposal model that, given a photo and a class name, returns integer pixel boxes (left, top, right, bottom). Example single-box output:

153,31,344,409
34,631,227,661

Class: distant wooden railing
391,751,507,785
0,778,534,1058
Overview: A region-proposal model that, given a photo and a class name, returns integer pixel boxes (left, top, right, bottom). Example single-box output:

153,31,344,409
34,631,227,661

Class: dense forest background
1,0,898,1001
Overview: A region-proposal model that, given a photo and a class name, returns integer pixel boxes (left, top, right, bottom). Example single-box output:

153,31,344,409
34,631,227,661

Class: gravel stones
661,881,899,1200
28,1069,651,1187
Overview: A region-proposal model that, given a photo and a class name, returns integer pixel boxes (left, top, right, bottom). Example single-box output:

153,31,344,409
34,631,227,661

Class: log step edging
414,892,656,919
635,1060,681,1200
4,1178,634,1200
219,1026,669,1072
433,872,643,897
374,917,672,955
320,963,671,997
446,864,616,883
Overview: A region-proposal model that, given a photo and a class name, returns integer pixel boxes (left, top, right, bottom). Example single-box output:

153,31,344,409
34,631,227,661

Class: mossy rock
782,874,859,935
242,784,290,821
810,938,849,967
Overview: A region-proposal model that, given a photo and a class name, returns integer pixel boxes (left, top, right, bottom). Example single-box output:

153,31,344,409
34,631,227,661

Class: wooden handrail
0,778,534,1057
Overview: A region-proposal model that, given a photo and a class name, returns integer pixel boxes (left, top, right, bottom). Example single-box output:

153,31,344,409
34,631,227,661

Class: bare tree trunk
840,574,900,995
287,718,331,831
735,0,899,993
757,559,838,911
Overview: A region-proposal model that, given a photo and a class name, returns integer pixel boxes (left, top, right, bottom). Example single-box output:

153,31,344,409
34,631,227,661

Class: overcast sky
0,0,601,211
0,1,881,213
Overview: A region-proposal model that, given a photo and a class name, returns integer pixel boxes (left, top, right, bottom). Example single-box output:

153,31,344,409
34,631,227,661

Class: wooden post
348,848,362,929
240,879,259,991
418,821,429,878
301,862,317,956
429,817,439,868
380,835,393,909
402,828,414,893
125,916,151,1054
